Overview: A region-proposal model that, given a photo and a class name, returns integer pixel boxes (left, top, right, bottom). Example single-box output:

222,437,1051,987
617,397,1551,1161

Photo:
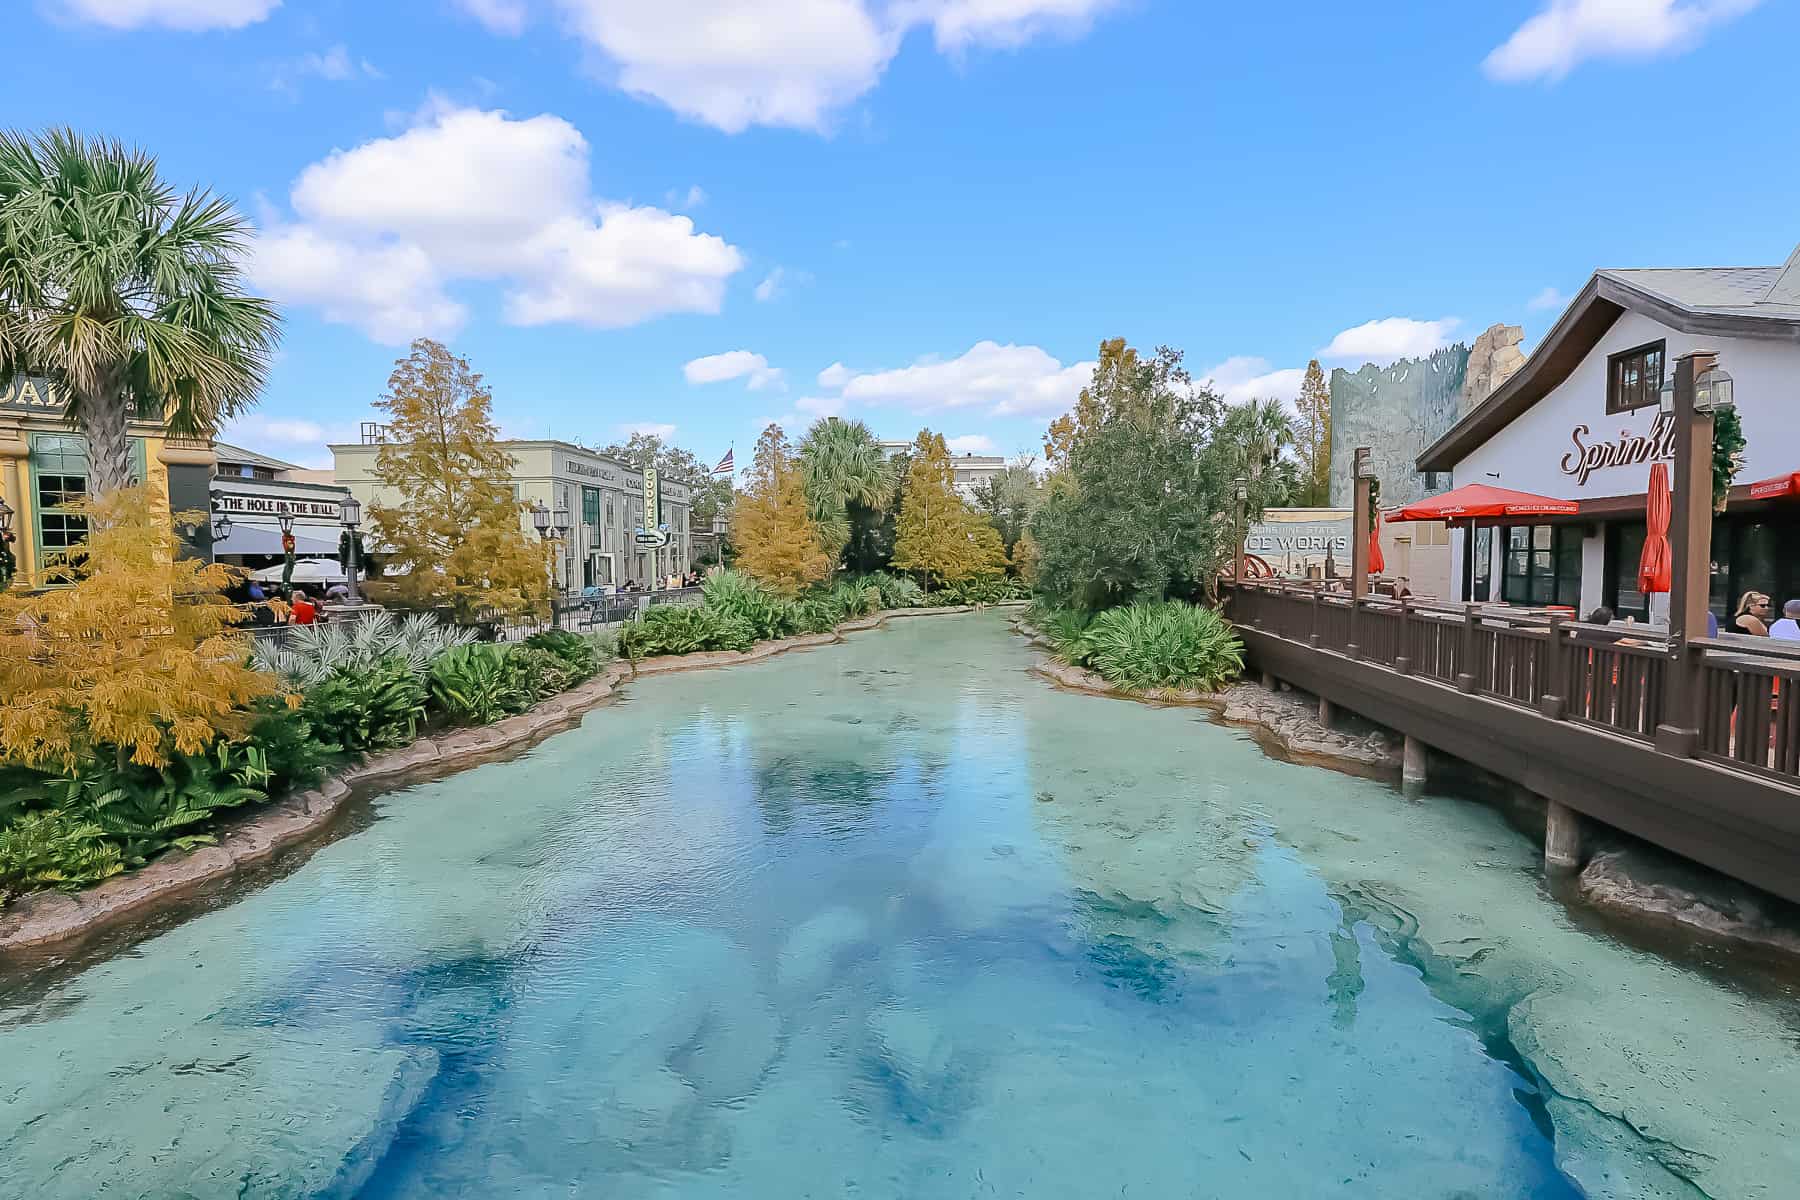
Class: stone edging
1015,620,1399,777
0,604,1002,954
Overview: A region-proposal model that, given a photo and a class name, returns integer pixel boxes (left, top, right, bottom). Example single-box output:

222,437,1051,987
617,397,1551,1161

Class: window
582,486,601,530
1471,526,1493,602
1607,340,1665,414
1501,524,1582,608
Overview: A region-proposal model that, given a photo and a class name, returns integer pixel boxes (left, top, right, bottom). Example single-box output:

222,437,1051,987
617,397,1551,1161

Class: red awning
1749,472,1800,500
1385,483,1579,523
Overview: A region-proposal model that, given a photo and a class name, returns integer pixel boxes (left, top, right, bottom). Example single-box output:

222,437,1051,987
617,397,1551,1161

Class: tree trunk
82,378,136,498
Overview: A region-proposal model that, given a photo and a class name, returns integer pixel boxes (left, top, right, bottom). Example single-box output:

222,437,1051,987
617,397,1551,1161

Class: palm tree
0,128,279,498
1221,398,1298,505
797,417,896,572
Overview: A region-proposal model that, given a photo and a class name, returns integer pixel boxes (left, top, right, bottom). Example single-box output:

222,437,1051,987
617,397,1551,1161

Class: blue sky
6,0,1796,469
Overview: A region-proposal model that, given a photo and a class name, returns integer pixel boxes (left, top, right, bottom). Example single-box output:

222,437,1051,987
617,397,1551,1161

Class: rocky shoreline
0,603,1000,955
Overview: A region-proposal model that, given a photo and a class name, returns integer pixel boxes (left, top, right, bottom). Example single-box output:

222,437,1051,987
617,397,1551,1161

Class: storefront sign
1560,413,1675,486
564,458,618,481
1244,514,1351,575
642,466,659,528
0,377,65,413
213,493,344,520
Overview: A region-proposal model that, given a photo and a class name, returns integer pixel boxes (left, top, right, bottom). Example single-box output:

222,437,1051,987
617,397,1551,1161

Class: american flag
711,448,734,476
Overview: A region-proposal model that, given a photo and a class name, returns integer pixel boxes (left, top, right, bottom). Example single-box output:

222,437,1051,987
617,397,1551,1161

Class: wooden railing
1228,580,1800,786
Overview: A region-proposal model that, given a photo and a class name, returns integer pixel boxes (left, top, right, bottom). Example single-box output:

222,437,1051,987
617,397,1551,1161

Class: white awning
213,525,340,557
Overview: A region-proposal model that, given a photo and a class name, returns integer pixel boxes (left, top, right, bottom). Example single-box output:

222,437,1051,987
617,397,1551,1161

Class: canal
1,612,1794,1198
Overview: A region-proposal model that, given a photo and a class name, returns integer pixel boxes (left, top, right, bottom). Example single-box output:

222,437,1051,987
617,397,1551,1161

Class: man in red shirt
290,589,318,626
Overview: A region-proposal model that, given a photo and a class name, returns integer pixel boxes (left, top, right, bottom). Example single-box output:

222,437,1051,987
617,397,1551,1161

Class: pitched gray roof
1600,243,1800,320
212,441,303,472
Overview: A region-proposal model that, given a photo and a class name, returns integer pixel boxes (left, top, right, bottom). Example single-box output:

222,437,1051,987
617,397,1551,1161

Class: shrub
304,657,429,753
245,703,333,795
0,810,123,903
505,645,573,703
1029,602,1096,667
940,575,1027,605
702,570,798,641
523,629,602,681
254,610,474,687
1080,602,1243,692
428,644,523,725
828,581,881,619
865,572,925,609
619,605,756,660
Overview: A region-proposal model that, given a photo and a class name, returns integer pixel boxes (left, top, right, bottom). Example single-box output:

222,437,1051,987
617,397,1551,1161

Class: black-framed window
1471,526,1494,602
1607,340,1665,414
1501,524,1582,608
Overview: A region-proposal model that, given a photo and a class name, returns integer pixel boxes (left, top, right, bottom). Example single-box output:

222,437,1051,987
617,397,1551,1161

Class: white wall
1579,532,1605,615
1454,310,1800,499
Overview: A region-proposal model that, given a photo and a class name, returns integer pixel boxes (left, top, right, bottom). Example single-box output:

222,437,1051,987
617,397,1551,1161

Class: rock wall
1461,323,1526,416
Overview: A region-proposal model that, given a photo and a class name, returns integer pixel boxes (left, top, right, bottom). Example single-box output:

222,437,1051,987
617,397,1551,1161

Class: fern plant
303,657,429,754
1081,602,1244,692
0,811,124,902
428,644,523,725
254,611,475,686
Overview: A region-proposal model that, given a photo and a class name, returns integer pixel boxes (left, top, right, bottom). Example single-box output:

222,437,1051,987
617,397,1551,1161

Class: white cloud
1483,0,1760,82
834,341,1094,418
51,0,278,30
683,350,785,391
456,0,529,34
1198,355,1307,405
902,0,1123,51
754,268,785,302
619,421,678,439
1527,285,1570,311
270,45,382,97
946,434,996,454
665,184,706,209
550,0,1125,132
250,104,745,343
218,413,357,470
795,394,844,417
817,361,854,388
1320,317,1461,363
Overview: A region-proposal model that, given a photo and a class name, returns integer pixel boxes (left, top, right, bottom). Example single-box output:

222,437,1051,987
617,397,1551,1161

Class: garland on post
0,534,14,591
1712,408,1746,513
1367,477,1381,531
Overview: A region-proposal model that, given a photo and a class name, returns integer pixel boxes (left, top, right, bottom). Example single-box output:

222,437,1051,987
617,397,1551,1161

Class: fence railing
1227,580,1800,786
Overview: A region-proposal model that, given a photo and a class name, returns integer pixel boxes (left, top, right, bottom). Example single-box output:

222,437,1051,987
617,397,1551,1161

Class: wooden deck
1225,582,1800,904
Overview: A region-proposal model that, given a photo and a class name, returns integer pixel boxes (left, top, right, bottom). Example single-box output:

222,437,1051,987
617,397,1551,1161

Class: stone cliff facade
1328,322,1528,508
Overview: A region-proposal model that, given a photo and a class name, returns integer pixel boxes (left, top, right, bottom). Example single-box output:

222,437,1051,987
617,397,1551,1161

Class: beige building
877,439,1005,501
331,428,691,591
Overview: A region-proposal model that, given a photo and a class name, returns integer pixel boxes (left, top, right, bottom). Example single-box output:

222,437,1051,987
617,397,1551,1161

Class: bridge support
1544,799,1585,871
1317,696,1334,728
1402,735,1427,786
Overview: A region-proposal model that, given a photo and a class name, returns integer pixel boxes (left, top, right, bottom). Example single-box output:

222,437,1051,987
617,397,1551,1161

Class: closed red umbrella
1639,462,1672,595
1368,525,1385,574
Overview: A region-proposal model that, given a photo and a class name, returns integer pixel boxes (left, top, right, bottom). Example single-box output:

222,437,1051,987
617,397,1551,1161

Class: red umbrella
1749,471,1800,500
1639,462,1672,595
1368,526,1385,574
1386,482,1579,522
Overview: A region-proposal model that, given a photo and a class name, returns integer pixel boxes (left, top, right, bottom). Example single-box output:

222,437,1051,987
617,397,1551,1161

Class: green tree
1220,397,1301,509
1030,340,1245,610
731,424,832,595
970,457,1043,566
892,430,1006,589
798,417,896,573
365,339,551,622
596,431,733,534
1294,358,1331,505
0,128,279,497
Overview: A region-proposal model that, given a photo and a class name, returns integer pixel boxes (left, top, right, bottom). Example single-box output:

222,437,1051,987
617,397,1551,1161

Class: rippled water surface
4,613,1797,1198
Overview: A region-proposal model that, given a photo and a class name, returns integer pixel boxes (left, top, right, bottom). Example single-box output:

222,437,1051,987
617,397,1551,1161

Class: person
1734,591,1773,636
290,588,318,626
325,581,351,602
247,579,267,603
1586,606,1613,625
1771,600,1800,641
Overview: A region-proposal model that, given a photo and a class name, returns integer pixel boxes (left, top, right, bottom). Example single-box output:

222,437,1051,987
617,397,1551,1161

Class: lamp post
210,494,232,546
278,511,296,596
1654,350,1730,757
0,496,14,591
1351,447,1374,601
554,506,572,595
531,501,563,593
340,495,363,604
1233,476,1249,584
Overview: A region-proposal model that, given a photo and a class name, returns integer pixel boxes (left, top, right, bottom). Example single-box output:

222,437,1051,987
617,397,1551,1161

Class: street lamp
278,512,294,535
340,495,363,604
0,496,11,536
1233,475,1249,582
1695,364,1734,413
531,500,552,538
208,493,232,544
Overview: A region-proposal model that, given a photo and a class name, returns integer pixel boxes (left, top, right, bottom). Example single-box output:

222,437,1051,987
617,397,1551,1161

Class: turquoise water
2,613,1796,1198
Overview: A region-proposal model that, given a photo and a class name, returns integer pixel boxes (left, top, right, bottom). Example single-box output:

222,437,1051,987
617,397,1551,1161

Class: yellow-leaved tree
0,486,284,771
731,424,832,596
892,430,1007,589
365,339,551,622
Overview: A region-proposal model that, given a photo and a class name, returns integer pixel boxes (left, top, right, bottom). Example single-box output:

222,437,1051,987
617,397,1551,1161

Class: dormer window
1607,340,1665,414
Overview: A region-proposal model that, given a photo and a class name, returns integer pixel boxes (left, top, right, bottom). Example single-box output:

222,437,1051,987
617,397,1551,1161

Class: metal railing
1227,579,1800,785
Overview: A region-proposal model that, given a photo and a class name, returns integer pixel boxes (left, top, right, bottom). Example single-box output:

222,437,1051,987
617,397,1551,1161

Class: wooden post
1347,447,1371,659
1394,600,1412,674
1655,351,1717,758
1538,614,1568,719
1309,589,1321,647
1457,607,1478,693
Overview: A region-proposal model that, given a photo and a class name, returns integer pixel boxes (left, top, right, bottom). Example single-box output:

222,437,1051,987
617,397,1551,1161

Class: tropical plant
940,575,1028,605
0,485,284,772
252,610,475,686
798,417,896,571
892,430,1008,589
1028,603,1097,667
618,604,755,659
0,810,123,902
62,743,271,864
1221,397,1302,509
1080,602,1244,692
702,569,798,641
970,460,1044,564
427,643,524,726
504,645,573,703
245,702,332,795
730,424,833,596
0,127,280,496
363,338,551,622
522,628,605,681
856,571,926,609
303,657,428,754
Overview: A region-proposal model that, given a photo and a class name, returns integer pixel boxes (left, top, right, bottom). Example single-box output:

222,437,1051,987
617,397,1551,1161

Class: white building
1418,243,1800,621
210,443,352,569
878,439,1005,501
